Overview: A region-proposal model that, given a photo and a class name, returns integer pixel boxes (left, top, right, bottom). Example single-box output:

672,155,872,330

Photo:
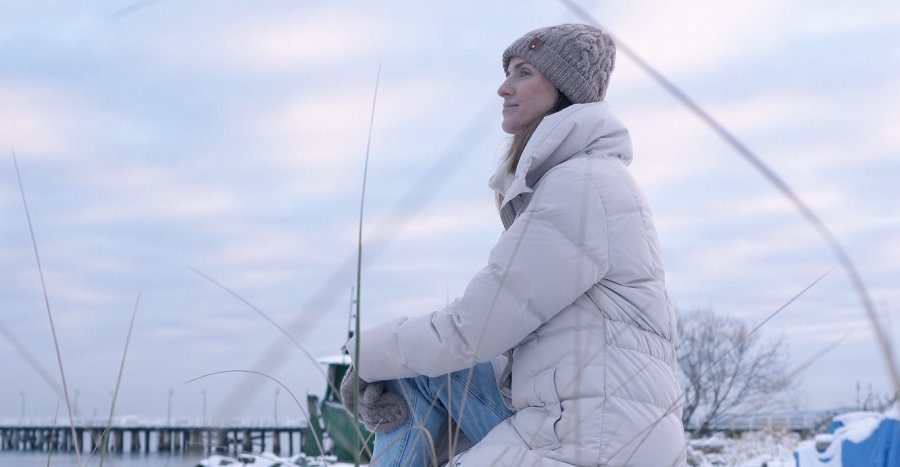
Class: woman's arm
347,166,610,382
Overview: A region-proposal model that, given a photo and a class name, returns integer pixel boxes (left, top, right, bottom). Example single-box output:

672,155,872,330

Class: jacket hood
489,102,632,208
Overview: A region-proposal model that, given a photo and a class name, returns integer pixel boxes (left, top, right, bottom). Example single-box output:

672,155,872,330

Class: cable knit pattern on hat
502,23,615,103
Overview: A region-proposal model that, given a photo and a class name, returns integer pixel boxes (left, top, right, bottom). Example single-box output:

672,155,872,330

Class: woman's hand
339,366,410,433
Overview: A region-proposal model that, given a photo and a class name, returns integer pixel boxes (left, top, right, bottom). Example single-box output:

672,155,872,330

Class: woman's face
497,57,558,134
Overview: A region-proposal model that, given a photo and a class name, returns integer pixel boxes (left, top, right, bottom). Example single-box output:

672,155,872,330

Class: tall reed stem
352,62,382,467
12,149,82,466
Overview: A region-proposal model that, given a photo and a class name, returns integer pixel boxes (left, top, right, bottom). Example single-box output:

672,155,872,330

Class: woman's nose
497,79,513,97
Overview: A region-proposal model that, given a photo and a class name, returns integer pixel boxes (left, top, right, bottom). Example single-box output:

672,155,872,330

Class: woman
342,23,686,466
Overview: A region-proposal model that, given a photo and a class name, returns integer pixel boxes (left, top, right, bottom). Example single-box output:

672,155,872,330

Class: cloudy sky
2,0,898,424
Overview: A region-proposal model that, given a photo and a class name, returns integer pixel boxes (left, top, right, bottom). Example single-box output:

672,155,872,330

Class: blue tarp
794,409,899,467
840,417,899,467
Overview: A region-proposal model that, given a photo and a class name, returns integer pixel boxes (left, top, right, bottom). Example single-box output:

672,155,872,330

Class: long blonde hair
496,91,572,207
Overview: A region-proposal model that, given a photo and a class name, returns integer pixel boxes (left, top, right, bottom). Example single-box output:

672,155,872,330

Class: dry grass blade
12,149,82,466
558,0,899,396
0,320,66,399
47,400,60,467
351,63,382,467
783,332,854,385
187,266,340,396
186,266,372,457
98,291,142,467
745,269,832,340
183,369,327,459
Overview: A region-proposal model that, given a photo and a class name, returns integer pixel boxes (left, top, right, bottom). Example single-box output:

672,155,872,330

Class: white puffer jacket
348,102,686,466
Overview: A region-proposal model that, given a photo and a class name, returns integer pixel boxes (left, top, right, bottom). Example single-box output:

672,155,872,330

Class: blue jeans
369,362,514,467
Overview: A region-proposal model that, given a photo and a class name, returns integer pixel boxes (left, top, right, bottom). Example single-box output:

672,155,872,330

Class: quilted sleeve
347,166,610,381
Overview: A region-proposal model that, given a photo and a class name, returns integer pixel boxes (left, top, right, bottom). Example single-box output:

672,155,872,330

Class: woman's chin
501,121,520,134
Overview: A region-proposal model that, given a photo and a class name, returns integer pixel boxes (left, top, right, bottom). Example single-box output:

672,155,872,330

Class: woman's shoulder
526,161,610,218
541,152,631,189
535,155,647,213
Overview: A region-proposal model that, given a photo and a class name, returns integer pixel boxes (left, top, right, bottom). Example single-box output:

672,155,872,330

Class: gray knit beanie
502,23,616,103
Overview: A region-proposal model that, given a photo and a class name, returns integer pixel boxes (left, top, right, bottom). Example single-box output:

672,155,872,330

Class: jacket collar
489,102,633,210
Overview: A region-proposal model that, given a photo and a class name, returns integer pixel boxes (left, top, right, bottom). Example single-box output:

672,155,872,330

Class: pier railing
0,420,309,456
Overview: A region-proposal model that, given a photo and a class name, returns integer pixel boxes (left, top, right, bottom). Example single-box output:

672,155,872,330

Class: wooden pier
0,423,308,456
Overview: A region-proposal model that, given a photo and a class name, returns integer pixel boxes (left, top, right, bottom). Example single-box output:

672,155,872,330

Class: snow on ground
195,451,342,466
194,430,804,466
687,428,801,467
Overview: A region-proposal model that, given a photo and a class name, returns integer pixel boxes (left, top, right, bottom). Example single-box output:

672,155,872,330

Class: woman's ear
553,90,572,113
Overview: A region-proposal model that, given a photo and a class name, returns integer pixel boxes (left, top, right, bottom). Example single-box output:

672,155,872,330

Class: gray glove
339,366,410,433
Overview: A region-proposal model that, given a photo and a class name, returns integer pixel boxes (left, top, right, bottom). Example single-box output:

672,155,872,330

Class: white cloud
705,93,830,138
782,2,900,37
220,14,382,69
785,318,873,343
0,82,101,159
852,80,900,159
241,76,467,199
372,198,496,241
58,164,237,224
136,5,389,72
606,0,785,81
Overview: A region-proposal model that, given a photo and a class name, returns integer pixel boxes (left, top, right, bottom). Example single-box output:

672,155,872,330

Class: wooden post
86,429,95,453
242,430,252,453
130,429,140,452
159,430,170,452
113,429,123,452
213,430,224,453
272,430,281,454
74,428,83,453
188,430,203,453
